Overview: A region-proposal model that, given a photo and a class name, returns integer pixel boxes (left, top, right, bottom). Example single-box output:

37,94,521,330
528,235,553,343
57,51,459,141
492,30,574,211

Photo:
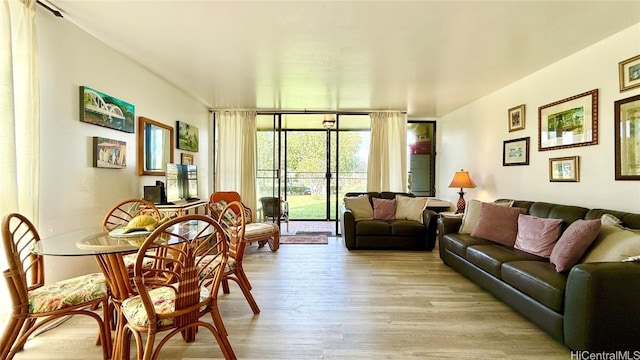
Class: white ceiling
47,0,640,118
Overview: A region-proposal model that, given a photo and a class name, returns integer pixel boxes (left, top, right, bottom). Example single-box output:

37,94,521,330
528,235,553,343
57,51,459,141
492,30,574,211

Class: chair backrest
259,197,284,217
1,213,44,303
215,201,247,263
102,198,161,231
210,191,253,223
131,214,229,327
210,191,242,204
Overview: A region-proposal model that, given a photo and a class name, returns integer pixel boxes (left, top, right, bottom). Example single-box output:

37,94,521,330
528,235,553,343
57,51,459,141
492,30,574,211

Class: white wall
437,23,640,213
37,9,210,280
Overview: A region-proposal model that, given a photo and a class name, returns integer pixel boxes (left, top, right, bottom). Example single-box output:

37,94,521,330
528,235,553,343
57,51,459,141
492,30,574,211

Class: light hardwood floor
14,237,570,359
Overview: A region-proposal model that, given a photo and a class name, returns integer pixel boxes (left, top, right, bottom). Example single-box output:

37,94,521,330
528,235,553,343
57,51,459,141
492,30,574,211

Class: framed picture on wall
615,94,640,180
503,137,530,166
619,54,640,92
181,153,194,165
538,89,598,151
508,104,525,132
549,156,580,182
80,86,135,133
177,121,199,152
92,137,126,169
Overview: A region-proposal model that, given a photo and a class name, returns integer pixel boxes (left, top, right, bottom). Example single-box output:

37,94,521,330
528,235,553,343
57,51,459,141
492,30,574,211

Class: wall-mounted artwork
177,121,199,152
538,89,598,151
80,86,135,133
93,137,126,168
508,104,525,132
619,54,640,92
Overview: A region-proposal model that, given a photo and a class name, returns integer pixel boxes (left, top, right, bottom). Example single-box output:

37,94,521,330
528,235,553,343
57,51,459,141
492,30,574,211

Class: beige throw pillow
582,215,640,263
395,196,427,223
344,195,373,221
459,199,512,234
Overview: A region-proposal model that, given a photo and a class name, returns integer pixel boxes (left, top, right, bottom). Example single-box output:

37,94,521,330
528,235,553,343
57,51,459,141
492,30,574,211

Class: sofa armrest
438,216,462,238
564,261,640,351
422,209,439,251
340,205,357,250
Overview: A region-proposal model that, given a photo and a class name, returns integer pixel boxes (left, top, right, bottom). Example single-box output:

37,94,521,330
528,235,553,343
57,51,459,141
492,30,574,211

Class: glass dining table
35,226,197,360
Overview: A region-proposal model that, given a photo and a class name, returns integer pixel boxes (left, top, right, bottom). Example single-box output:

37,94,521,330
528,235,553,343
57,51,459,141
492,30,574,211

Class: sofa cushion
344,195,373,221
550,219,601,272
501,261,567,313
355,219,391,235
466,244,546,278
442,233,493,258
471,203,526,246
459,199,482,234
514,214,563,257
395,196,427,223
372,197,396,221
390,219,426,236
582,221,640,263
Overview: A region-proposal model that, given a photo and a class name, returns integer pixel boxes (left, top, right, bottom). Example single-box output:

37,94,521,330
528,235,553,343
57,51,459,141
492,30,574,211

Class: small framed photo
619,55,640,92
614,94,640,180
508,104,525,132
549,156,580,182
538,89,598,151
503,137,530,166
181,153,194,165
92,137,126,169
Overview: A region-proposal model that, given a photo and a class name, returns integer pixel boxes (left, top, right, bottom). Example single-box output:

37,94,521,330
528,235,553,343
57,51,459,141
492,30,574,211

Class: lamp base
456,191,466,214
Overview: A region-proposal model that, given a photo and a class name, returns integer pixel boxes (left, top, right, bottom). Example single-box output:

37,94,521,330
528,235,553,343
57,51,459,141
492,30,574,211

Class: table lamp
448,169,476,214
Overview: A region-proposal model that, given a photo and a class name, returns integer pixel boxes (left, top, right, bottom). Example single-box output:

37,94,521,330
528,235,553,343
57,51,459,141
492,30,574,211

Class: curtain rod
37,0,63,18
211,109,407,115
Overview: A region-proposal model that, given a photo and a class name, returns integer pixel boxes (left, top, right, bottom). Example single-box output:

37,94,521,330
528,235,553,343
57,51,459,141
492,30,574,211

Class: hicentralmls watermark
571,351,640,360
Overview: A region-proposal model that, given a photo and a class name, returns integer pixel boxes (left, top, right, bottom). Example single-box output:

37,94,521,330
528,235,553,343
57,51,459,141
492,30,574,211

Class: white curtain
0,0,39,327
367,112,407,192
215,110,257,213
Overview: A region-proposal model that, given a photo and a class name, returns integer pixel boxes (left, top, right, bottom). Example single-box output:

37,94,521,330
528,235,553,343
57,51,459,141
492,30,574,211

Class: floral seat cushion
196,255,235,279
29,272,107,314
121,286,210,327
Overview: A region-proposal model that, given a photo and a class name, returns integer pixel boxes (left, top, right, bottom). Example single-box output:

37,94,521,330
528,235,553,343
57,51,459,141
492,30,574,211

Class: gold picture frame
538,89,598,151
549,156,580,182
614,94,640,180
508,104,525,132
619,54,640,92
181,153,194,165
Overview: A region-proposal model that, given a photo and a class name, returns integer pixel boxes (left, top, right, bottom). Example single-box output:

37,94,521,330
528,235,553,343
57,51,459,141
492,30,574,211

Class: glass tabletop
36,220,216,256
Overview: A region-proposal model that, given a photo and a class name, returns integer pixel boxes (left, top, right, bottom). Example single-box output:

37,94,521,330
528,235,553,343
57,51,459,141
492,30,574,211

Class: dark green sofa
438,199,640,351
341,192,439,251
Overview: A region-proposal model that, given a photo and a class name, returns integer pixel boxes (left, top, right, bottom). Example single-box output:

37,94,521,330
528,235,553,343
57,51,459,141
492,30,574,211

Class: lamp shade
448,170,476,189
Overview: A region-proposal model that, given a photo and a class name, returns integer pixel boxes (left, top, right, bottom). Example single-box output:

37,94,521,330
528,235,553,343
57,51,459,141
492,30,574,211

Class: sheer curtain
0,0,39,326
367,112,407,192
215,110,257,213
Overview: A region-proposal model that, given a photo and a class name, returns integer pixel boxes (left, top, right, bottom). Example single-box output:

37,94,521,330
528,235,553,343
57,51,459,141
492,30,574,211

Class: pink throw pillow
470,202,527,246
550,219,601,272
514,214,563,257
372,198,396,221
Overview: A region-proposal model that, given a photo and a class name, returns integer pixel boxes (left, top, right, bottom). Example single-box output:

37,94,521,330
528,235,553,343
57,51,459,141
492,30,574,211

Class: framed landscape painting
615,94,640,180
80,86,135,133
538,89,598,151
177,121,199,152
92,137,126,168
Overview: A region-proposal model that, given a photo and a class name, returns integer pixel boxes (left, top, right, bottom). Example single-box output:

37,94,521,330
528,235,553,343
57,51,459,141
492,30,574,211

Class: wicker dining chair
118,214,236,360
0,213,111,360
213,201,260,314
210,191,279,251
